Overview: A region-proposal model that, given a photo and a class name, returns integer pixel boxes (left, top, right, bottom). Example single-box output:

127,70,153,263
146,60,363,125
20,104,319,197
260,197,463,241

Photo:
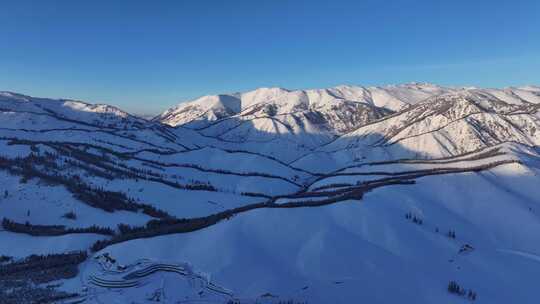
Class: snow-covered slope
1,84,540,304
293,89,540,172
0,91,147,129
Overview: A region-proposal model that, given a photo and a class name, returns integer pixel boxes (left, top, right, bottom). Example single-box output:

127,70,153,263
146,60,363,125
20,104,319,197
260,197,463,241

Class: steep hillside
294,89,540,172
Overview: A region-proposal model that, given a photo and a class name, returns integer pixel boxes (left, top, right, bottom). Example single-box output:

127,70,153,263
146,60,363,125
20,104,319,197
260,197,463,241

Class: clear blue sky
1,0,539,114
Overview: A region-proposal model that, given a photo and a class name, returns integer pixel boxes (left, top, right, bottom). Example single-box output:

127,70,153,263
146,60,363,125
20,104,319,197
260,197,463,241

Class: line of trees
91,213,228,252
2,218,115,236
0,279,80,304
0,255,12,263
91,179,417,252
0,251,87,284
0,153,172,219
58,141,301,188
4,140,279,201
405,212,423,225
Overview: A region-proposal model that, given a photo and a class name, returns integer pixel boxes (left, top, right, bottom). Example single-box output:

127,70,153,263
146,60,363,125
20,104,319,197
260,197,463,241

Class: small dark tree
448,280,461,294
117,223,134,234
62,211,77,220
448,281,477,301
0,255,12,263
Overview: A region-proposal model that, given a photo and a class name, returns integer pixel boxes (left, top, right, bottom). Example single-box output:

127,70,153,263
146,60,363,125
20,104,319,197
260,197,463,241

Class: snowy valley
1,83,540,303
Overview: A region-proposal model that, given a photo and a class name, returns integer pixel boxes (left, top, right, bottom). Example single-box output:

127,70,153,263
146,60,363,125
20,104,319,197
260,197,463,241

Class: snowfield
0,84,539,303
100,160,540,303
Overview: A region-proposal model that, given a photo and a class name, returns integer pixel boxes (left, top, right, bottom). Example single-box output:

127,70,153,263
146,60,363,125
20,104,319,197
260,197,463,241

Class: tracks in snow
87,261,233,297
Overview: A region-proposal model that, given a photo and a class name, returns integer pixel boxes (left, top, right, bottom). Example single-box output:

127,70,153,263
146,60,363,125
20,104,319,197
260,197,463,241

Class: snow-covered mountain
1,84,540,304
157,83,452,132
157,84,540,163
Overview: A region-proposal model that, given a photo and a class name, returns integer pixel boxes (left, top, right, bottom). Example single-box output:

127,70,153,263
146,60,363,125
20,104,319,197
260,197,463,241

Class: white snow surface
1,84,540,303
